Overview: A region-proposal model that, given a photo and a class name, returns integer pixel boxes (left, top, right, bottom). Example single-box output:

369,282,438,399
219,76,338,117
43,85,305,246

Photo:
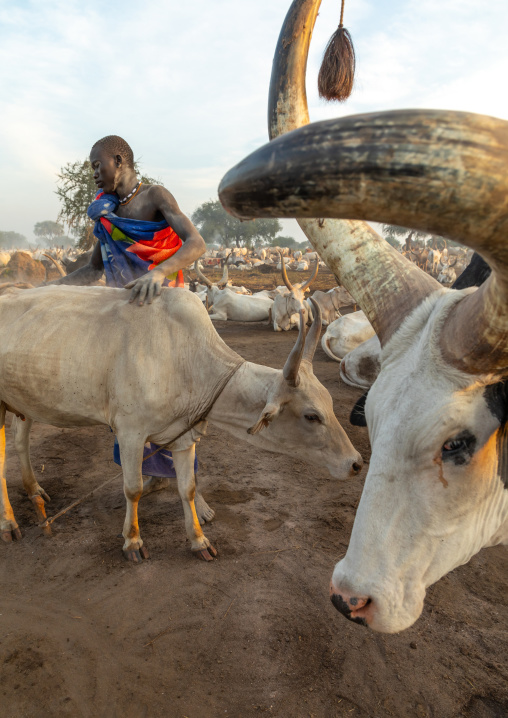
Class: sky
1,0,507,245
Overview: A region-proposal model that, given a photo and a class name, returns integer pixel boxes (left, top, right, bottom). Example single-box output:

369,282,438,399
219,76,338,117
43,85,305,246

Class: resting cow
0,286,362,562
218,0,508,633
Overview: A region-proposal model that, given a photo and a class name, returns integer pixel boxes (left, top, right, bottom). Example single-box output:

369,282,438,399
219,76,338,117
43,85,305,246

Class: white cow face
330,294,508,633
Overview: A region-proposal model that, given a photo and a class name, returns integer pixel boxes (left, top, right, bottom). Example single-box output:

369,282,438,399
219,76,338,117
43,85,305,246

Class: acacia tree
34,220,65,247
56,160,160,249
191,199,284,248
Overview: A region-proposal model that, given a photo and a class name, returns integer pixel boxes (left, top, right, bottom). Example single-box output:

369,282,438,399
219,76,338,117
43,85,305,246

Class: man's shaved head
91,135,134,169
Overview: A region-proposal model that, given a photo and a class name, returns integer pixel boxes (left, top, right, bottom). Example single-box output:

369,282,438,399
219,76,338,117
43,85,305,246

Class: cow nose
350,454,364,476
330,583,372,626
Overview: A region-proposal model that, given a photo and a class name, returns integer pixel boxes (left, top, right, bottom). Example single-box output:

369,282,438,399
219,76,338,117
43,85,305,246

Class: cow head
273,251,318,329
218,0,508,632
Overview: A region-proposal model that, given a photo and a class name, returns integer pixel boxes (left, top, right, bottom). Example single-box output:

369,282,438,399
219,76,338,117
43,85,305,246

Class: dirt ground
1,300,507,717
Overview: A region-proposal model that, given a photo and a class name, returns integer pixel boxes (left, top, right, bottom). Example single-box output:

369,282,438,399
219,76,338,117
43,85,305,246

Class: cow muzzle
329,583,372,627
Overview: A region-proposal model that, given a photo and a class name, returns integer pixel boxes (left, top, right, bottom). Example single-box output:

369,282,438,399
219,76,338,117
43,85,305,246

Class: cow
271,252,318,331
193,261,272,321
218,0,508,632
321,311,376,361
339,336,381,390
207,289,274,322
0,286,363,562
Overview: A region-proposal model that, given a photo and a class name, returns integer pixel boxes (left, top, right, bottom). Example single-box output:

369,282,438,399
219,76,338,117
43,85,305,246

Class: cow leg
117,434,148,563
172,445,217,561
11,416,52,535
0,408,21,542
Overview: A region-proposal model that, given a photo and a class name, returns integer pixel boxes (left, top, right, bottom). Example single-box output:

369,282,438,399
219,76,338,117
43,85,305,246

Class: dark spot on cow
350,391,368,427
483,380,508,424
484,380,508,489
330,594,368,627
357,356,381,385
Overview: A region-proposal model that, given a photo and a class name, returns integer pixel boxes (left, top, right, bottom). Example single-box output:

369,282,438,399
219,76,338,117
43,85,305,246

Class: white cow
219,0,508,633
208,288,273,321
321,311,376,361
272,253,318,331
339,335,381,389
0,287,362,562
309,286,355,326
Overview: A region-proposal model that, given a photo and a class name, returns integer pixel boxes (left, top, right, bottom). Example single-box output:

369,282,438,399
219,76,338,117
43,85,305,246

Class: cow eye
305,413,321,423
441,431,476,461
442,439,467,453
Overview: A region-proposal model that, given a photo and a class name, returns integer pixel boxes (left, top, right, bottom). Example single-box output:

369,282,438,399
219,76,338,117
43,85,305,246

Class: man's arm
125,186,206,305
50,241,104,286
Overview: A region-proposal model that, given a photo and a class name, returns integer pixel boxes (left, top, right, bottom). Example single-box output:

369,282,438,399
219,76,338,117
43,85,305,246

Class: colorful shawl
87,191,184,288
88,191,191,478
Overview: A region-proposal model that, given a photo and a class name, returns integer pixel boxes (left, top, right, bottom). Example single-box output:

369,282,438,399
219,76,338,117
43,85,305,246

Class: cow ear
247,403,280,435
350,391,368,427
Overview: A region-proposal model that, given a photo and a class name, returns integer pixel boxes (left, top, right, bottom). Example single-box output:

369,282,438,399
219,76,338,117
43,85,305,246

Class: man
55,135,210,507
57,134,206,304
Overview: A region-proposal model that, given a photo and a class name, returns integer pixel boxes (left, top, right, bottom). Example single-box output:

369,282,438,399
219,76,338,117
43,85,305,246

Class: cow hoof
193,544,218,562
1,527,22,542
123,545,150,563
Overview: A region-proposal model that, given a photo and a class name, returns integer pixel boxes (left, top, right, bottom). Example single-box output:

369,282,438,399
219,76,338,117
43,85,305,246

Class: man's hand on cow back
125,185,206,306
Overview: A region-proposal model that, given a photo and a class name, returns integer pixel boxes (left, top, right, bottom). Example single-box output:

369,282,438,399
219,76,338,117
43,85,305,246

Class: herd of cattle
1,0,507,640
0,241,474,395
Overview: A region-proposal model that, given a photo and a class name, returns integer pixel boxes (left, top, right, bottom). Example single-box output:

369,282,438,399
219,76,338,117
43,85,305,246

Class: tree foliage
382,224,459,250
34,220,65,247
268,235,305,248
55,160,160,250
191,200,288,248
0,231,27,249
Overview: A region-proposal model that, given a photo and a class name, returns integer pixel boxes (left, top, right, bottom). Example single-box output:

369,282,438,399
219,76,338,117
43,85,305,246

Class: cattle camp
0,1,507,717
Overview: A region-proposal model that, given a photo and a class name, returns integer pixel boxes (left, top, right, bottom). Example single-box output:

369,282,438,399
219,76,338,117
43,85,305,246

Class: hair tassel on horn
318,0,355,102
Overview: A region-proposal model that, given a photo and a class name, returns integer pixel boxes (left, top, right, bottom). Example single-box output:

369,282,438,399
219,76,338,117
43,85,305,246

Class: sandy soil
0,308,507,717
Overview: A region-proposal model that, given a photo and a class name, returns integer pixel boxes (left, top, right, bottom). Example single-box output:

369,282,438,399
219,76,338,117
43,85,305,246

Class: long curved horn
217,261,229,289
299,258,319,292
302,297,321,363
279,250,294,291
43,253,66,277
283,309,307,387
220,0,439,347
194,260,212,288
221,107,508,374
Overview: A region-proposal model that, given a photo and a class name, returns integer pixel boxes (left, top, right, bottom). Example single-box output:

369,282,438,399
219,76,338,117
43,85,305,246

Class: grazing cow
0,287,362,561
321,311,376,361
272,252,318,331
218,0,508,632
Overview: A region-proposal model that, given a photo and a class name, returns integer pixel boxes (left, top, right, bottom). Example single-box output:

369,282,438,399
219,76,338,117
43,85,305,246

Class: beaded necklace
119,181,142,205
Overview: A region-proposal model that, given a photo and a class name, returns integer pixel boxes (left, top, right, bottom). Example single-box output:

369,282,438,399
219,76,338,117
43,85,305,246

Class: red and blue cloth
88,191,194,478
87,191,184,289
